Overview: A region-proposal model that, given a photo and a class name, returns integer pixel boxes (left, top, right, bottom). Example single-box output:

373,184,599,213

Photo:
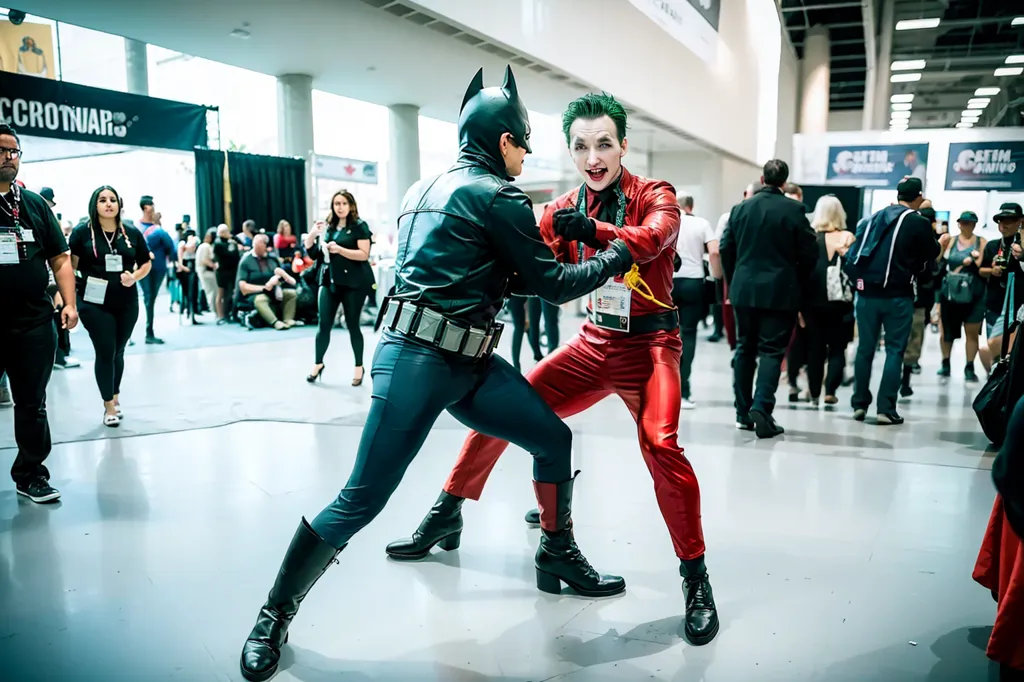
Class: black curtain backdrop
227,151,307,237
194,148,225,231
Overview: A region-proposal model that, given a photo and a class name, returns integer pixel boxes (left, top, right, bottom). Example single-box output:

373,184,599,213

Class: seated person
236,234,298,329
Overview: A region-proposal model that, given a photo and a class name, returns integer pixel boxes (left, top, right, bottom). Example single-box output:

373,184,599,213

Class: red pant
444,323,706,560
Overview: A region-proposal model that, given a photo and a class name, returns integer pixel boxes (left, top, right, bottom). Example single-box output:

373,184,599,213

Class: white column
872,0,895,129
388,104,421,235
276,74,315,227
799,25,831,134
124,39,149,96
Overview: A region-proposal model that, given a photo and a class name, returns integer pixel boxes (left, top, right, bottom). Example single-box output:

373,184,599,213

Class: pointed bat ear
502,64,518,97
461,68,485,113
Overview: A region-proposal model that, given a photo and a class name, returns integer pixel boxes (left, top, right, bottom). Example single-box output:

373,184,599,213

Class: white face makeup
568,115,627,191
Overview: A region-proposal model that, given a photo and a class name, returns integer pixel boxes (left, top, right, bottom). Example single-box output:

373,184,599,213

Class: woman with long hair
304,190,375,386
196,227,218,316
939,211,987,382
803,195,856,406
68,186,151,426
274,220,298,262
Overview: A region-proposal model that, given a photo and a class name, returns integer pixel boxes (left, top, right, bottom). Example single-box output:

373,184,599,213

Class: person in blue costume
238,65,634,682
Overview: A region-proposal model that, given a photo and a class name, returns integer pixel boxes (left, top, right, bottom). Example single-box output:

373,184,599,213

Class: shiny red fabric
973,496,1024,671
445,324,706,560
539,167,681,318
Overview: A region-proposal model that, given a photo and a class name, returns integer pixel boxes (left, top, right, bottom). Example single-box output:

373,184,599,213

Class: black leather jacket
392,151,626,327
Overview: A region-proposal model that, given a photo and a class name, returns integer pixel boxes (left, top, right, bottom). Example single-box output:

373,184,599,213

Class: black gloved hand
598,239,634,276
552,208,598,246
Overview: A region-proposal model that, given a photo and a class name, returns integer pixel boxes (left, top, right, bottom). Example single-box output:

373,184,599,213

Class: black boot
900,365,914,397
240,519,341,682
524,508,540,526
533,473,625,597
680,556,719,645
385,491,464,560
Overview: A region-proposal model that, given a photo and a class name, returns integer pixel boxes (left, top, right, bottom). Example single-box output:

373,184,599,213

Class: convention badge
0,234,18,265
19,228,35,242
84,276,108,304
590,279,631,332
105,253,122,273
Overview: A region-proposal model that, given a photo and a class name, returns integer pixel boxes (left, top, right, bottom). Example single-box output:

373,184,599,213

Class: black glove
552,208,599,247
591,239,633,277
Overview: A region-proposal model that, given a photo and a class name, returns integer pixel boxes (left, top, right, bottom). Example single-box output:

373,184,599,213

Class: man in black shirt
981,203,1024,335
0,124,78,503
236,233,297,329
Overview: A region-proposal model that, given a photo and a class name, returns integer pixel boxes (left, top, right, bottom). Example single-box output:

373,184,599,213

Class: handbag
944,271,975,304
826,251,853,303
974,271,1018,445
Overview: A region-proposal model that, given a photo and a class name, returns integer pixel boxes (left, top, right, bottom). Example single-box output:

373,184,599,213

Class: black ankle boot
900,365,914,397
385,491,464,560
240,519,341,682
680,556,719,645
533,473,625,598
524,508,540,526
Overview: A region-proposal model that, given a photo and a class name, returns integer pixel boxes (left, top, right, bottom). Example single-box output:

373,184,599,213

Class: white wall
776,23,800,166
651,150,760,225
408,0,769,165
793,128,1024,240
827,110,864,132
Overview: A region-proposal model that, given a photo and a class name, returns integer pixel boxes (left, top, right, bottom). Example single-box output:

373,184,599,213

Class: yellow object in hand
623,264,674,310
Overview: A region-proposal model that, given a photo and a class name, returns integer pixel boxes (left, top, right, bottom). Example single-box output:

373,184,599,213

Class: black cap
140,195,154,208
457,66,532,178
896,176,923,200
919,207,936,223
958,210,979,223
994,202,1023,222
39,187,55,204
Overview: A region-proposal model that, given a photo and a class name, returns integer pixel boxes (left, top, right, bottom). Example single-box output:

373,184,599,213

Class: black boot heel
437,532,461,551
536,568,562,594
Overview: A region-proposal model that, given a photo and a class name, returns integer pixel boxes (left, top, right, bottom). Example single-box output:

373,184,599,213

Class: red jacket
539,167,680,317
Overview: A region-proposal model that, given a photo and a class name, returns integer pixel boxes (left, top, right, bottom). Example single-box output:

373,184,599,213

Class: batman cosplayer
238,66,634,682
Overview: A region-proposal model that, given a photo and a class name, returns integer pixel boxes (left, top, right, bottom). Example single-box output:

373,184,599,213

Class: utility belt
380,298,503,359
587,309,679,336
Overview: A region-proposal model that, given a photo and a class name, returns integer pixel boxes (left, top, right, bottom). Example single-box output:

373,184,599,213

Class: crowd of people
2,64,1022,680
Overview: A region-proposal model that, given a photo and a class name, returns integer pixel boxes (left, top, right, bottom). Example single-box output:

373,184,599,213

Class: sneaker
899,384,914,398
16,477,61,503
681,397,697,410
877,412,905,425
749,409,784,439
60,356,81,368
853,408,867,422
735,416,755,431
823,395,839,406
910,363,922,375
0,385,12,408
965,365,979,383
145,336,165,345
937,364,950,378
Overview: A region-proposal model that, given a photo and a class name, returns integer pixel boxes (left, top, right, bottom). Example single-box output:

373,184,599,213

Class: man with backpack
846,176,942,424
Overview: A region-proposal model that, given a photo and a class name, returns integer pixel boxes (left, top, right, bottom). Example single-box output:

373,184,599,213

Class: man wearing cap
980,203,1024,357
846,176,941,425
901,206,945,396
138,195,175,344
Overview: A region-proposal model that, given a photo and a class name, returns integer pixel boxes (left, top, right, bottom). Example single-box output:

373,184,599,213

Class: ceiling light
995,67,1024,77
1007,56,1024,65
891,59,927,71
890,110,912,119
890,123,909,129
961,110,982,118
891,103,913,111
968,101,988,109
956,122,975,128
229,28,250,39
968,98,991,105
891,73,922,83
1014,17,1024,27
896,18,941,31
976,87,1001,96
891,94,915,103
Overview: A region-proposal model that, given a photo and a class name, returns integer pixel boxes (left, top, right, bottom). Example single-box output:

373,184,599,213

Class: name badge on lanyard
105,253,122,273
0,234,18,265
575,184,631,332
84,276,108,304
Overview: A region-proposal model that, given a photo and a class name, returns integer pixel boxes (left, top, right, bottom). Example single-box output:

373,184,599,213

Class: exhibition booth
793,128,1024,239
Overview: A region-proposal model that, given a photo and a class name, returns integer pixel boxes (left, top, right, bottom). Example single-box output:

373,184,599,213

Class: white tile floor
0,317,1004,681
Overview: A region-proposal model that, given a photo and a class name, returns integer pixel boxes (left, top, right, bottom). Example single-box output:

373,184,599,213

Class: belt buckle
414,307,444,344
462,328,486,357
438,322,467,353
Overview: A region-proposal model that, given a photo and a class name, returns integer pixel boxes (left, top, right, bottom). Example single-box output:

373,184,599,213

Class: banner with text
825,143,930,189
627,0,720,64
312,154,378,184
0,70,209,151
945,141,1024,191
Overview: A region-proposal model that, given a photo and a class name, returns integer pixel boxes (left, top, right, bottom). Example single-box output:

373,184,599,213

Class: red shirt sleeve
539,203,572,263
591,180,680,264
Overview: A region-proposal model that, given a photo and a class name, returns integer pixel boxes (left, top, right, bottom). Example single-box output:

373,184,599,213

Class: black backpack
845,207,914,292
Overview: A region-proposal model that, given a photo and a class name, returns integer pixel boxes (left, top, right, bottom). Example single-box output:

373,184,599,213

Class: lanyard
0,184,22,235
92,224,129,260
574,183,625,264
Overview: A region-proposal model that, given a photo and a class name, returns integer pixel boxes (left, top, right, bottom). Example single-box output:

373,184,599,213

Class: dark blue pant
733,307,796,417
1,319,56,485
310,332,573,549
140,269,164,337
852,295,914,414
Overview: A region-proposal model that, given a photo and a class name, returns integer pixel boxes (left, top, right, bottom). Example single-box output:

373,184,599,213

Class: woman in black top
68,185,151,427
304,190,374,386
213,223,241,322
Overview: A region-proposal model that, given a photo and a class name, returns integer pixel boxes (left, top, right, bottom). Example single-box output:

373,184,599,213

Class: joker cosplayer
387,93,719,645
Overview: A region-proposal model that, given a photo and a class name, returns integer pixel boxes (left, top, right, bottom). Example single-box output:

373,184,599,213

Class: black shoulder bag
974,270,1019,445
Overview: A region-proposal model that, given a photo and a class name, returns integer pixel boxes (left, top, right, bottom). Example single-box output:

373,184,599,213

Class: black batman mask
457,65,532,178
